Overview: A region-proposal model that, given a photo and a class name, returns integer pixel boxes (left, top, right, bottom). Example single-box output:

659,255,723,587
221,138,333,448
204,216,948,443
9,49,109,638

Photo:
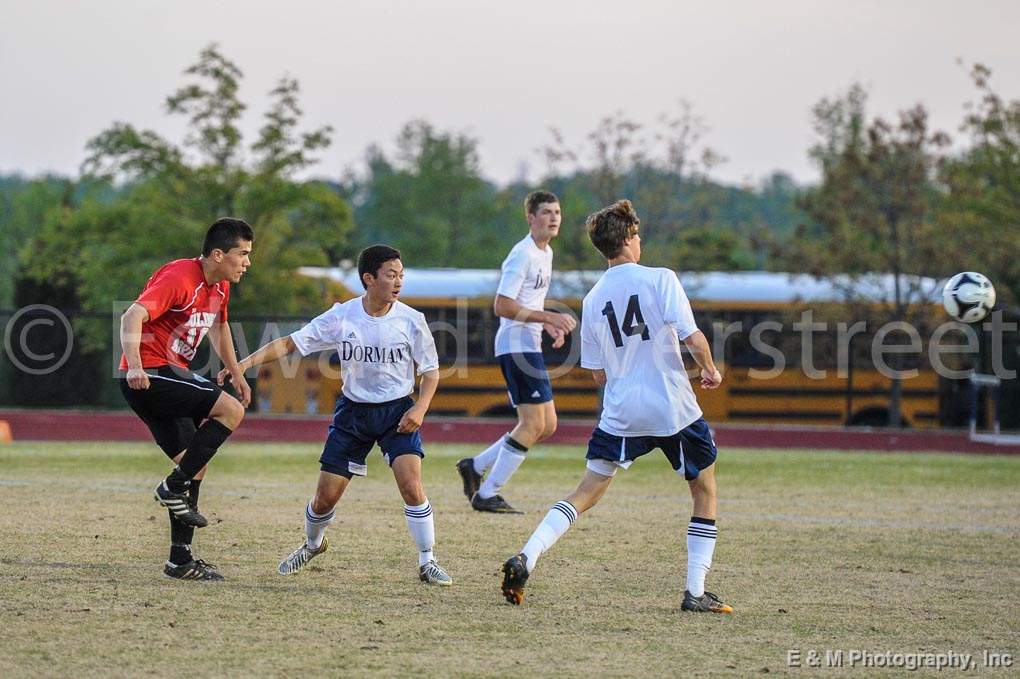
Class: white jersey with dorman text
580,263,703,437
291,297,439,403
494,235,553,356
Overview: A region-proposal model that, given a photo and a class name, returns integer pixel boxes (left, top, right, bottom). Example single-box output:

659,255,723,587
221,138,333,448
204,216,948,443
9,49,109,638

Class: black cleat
681,590,733,614
154,482,208,528
471,492,523,514
163,559,224,581
456,458,482,500
501,553,530,605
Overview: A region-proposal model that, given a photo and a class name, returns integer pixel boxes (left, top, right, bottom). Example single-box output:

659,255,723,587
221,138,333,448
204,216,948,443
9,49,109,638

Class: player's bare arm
219,335,297,384
590,368,607,387
494,295,577,336
682,331,722,389
120,302,151,390
209,321,251,407
398,369,439,433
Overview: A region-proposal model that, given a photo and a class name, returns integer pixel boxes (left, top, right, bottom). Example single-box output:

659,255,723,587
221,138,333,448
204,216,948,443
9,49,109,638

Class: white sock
521,500,577,572
472,436,505,474
686,518,717,597
404,500,435,567
477,438,528,499
304,501,335,550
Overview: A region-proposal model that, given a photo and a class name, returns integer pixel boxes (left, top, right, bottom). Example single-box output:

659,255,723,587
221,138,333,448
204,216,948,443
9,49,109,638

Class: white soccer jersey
494,235,553,356
580,263,703,437
291,297,439,403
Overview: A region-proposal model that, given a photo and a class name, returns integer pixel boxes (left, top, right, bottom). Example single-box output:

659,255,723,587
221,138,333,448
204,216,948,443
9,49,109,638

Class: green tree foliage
794,84,954,301
940,64,1020,308
341,107,803,273
342,120,516,267
675,227,756,271
789,83,955,425
0,175,69,308
21,44,352,330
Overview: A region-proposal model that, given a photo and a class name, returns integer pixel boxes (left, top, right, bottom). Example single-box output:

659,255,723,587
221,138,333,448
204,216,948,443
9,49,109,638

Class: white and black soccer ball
942,271,996,323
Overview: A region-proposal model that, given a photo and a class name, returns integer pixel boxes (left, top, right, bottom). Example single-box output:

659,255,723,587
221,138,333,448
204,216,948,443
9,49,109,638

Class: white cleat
278,537,328,575
419,559,453,586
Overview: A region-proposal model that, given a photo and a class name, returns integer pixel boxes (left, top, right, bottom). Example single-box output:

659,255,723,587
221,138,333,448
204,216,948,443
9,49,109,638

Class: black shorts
119,366,223,458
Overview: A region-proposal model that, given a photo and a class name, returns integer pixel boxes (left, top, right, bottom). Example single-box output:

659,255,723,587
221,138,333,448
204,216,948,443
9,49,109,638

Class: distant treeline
0,153,803,310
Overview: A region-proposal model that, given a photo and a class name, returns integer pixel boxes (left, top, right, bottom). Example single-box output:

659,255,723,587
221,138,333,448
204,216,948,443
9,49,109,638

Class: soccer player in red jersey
118,218,253,581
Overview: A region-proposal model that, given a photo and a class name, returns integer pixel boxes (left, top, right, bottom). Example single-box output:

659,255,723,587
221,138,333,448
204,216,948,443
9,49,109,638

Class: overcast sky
2,0,1018,188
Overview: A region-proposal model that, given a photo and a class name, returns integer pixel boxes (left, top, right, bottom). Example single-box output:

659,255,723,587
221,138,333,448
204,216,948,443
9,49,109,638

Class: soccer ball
942,272,995,322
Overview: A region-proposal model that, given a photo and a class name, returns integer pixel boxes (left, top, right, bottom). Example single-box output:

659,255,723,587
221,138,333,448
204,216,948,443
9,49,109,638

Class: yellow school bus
255,268,944,428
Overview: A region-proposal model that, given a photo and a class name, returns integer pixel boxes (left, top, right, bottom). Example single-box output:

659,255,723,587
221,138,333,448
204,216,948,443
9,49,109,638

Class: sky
2,0,1019,188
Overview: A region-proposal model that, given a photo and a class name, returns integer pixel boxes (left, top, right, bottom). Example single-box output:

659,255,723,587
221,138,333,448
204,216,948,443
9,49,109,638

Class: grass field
1,440,1018,677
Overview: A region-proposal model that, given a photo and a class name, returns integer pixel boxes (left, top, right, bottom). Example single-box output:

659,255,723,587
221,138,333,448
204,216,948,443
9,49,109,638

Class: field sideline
1,441,1018,677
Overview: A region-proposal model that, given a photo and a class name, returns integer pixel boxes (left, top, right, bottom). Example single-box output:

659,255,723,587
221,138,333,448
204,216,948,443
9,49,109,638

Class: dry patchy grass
1,441,1018,677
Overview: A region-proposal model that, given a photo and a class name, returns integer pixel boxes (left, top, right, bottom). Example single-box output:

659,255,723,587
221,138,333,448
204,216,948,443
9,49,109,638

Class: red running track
1,409,1018,454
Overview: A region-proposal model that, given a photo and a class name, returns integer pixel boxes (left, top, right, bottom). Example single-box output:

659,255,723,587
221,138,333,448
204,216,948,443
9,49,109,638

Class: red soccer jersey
119,258,231,370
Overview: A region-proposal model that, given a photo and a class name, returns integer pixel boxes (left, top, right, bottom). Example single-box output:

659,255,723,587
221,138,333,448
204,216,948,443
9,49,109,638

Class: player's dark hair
586,200,641,259
202,218,254,256
525,190,559,215
358,244,402,289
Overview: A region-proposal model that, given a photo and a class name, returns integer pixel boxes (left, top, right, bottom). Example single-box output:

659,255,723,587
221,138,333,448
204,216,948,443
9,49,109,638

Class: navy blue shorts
585,418,718,480
498,352,553,406
320,395,424,478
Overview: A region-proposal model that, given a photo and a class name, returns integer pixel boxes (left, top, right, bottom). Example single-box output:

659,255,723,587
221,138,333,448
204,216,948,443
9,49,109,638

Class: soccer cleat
471,492,523,514
419,560,453,586
277,537,328,575
681,590,734,614
456,458,482,500
163,558,224,581
154,482,208,528
501,553,530,605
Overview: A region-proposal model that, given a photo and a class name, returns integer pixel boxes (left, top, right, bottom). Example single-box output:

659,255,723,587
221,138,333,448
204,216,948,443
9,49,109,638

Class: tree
342,120,511,267
790,84,954,426
940,64,1020,309
538,101,767,272
0,175,69,308
14,45,352,407
673,227,756,272
545,112,645,207
22,44,352,323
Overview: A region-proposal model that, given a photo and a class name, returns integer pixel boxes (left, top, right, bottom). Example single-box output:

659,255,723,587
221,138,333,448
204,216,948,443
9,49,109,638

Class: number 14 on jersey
602,295,649,348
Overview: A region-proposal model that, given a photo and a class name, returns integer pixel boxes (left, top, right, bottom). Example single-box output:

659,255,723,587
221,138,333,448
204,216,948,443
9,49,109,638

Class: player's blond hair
586,200,640,259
